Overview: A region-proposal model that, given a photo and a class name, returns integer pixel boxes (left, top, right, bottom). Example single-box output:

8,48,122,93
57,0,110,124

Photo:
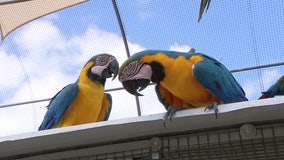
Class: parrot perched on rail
38,54,119,130
259,76,284,99
118,50,248,123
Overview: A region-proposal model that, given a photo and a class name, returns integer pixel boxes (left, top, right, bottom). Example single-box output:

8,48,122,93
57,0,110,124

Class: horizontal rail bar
0,87,126,109
230,61,284,73
0,98,50,108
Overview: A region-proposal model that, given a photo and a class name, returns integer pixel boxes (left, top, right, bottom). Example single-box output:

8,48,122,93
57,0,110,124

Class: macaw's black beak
101,59,119,80
122,79,150,96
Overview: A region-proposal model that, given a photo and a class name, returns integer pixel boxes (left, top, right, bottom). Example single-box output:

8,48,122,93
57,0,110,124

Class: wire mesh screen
160,125,284,160
70,148,152,160
161,137,284,160
62,123,284,160
0,0,284,137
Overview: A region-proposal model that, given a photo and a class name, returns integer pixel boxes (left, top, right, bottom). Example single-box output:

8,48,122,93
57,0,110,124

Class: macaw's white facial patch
91,66,107,75
119,61,153,82
133,64,152,80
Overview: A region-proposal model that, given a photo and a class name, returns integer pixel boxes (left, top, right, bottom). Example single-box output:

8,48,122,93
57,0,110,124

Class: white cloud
169,43,193,52
0,17,148,136
0,104,35,137
136,0,151,6
0,49,25,89
137,11,154,21
13,20,65,53
68,24,144,65
241,69,283,100
261,70,282,89
136,0,154,21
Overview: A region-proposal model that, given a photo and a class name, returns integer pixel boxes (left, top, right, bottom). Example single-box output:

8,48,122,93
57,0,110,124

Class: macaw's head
118,52,165,96
83,54,119,84
119,59,152,96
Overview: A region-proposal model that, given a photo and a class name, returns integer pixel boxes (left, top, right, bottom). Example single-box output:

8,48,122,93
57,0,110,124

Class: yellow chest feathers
56,62,106,127
55,82,105,128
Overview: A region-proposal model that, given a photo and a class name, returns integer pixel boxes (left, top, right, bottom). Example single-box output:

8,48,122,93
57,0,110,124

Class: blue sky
0,0,284,136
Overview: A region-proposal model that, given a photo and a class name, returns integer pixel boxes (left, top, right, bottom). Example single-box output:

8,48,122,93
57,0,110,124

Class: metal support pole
112,0,141,116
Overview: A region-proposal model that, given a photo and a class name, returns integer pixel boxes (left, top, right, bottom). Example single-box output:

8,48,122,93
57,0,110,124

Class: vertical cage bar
111,0,142,116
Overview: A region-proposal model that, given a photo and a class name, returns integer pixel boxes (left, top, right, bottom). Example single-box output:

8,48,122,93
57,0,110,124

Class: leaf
198,0,211,22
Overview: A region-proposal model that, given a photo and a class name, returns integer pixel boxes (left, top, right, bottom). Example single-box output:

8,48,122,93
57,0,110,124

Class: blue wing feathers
38,83,79,130
154,85,170,110
103,93,112,121
193,54,248,103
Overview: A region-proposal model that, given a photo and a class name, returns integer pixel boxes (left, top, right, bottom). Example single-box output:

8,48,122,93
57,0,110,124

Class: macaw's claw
204,101,219,118
163,106,184,128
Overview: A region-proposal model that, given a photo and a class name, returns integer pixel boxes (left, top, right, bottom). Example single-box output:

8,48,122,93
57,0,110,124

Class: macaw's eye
95,55,109,66
123,60,143,77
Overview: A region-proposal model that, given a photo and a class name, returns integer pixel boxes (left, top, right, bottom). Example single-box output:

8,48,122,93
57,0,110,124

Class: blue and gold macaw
39,54,119,130
259,75,284,99
119,50,248,122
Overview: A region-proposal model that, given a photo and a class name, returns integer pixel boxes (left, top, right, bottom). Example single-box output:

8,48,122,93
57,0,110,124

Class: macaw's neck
79,63,106,86
138,52,194,85
139,53,170,84
87,70,106,85
148,61,165,84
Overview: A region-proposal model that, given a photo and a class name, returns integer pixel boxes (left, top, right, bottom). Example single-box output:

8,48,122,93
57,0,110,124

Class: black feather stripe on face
149,61,165,83
87,69,106,85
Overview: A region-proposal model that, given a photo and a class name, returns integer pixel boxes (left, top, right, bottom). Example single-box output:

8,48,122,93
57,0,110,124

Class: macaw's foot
204,102,219,118
163,106,184,128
